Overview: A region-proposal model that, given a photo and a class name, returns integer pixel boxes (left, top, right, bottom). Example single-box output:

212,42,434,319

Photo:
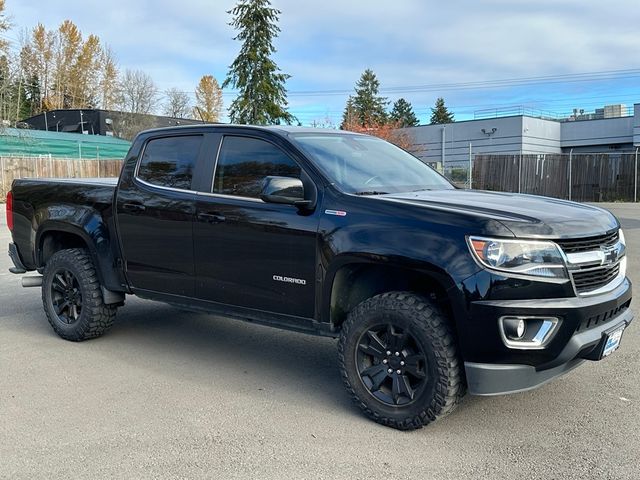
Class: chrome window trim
195,191,264,203
134,176,199,196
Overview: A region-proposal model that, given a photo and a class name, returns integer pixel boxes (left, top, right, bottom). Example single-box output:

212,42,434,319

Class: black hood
377,189,619,238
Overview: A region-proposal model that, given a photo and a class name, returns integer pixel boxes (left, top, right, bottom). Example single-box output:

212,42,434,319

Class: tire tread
42,248,117,341
337,291,464,430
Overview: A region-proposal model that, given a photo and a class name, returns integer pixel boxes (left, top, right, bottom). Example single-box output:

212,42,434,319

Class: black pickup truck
6,125,633,430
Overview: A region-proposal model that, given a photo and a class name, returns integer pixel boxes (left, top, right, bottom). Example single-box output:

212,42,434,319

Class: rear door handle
197,212,226,224
123,203,146,213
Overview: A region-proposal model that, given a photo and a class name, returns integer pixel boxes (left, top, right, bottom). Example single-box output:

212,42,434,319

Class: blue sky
5,0,640,125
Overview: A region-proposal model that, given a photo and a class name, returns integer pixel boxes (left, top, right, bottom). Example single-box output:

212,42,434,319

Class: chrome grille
571,263,620,293
556,230,619,254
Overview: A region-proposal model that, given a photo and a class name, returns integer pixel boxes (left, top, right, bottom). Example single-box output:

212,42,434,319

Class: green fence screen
0,128,131,159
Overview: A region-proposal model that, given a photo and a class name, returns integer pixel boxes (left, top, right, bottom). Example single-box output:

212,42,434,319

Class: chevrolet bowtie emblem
601,245,618,264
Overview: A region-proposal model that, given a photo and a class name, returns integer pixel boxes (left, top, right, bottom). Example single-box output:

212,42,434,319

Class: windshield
291,133,453,194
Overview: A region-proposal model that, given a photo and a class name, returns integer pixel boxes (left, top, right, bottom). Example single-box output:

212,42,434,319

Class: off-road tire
338,291,464,430
42,248,117,341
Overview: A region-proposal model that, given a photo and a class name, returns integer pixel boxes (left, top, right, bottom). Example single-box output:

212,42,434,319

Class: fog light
517,319,525,338
502,317,526,340
499,316,560,349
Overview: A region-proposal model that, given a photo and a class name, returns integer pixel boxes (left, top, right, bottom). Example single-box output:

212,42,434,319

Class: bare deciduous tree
118,69,158,114
100,46,118,110
163,87,191,118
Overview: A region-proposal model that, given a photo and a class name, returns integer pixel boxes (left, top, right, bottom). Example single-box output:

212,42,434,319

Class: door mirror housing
260,176,311,208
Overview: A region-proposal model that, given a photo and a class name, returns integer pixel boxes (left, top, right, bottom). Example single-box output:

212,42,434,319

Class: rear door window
138,135,203,190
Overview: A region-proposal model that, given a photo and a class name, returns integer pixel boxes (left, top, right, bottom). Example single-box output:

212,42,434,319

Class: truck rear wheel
338,291,464,430
42,248,117,341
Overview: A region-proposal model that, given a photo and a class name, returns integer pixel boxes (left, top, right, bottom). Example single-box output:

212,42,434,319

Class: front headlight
468,236,568,280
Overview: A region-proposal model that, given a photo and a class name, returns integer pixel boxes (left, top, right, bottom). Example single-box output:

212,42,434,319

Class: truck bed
10,177,119,270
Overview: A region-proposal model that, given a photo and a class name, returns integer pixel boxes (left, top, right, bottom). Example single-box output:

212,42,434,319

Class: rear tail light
6,191,13,231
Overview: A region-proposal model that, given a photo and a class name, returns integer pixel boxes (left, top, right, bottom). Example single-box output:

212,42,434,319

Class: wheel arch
323,258,457,331
36,219,124,292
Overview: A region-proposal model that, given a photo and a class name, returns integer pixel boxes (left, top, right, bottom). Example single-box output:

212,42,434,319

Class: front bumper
463,278,633,395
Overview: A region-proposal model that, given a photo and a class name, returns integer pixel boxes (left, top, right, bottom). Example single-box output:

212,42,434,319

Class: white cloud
7,0,640,123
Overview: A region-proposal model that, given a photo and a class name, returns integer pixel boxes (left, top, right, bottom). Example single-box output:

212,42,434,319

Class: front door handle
122,202,146,213
197,212,226,224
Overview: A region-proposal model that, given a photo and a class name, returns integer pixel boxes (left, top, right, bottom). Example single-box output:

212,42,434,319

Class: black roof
140,124,365,137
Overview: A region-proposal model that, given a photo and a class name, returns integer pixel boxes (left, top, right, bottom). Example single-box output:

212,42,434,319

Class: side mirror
260,176,310,208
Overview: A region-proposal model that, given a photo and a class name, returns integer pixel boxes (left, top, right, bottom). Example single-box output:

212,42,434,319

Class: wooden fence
472,153,639,202
0,156,123,198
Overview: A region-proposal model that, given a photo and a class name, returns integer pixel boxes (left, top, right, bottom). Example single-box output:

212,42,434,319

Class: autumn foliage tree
194,75,223,122
18,19,118,112
0,0,10,55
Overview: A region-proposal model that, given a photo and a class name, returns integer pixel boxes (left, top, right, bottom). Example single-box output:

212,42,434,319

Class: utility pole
518,150,522,194
568,149,573,201
635,147,638,203
468,142,473,189
441,127,446,174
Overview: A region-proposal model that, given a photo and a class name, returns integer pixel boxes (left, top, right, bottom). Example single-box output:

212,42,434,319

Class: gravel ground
0,203,638,480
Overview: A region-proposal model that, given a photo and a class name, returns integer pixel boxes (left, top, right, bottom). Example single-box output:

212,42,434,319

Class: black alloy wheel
49,268,83,325
356,324,428,406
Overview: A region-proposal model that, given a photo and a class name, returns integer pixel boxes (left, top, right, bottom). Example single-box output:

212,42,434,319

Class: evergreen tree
430,97,454,124
223,0,295,125
340,96,356,129
390,98,419,127
349,69,388,126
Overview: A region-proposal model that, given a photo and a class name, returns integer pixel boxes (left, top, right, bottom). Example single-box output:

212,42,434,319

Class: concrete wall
405,102,640,167
406,115,562,168
406,116,523,167
521,117,561,154
560,116,634,149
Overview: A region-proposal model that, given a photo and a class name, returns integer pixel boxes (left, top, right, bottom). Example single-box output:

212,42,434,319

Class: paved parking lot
1,203,638,479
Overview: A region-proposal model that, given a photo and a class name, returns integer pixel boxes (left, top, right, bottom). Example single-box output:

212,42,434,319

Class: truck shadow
104,298,355,413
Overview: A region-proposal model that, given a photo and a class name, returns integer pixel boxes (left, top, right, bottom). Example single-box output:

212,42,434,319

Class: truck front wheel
338,291,464,430
42,248,117,341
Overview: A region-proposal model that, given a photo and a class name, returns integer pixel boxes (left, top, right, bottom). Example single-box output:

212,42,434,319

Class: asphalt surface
1,203,639,480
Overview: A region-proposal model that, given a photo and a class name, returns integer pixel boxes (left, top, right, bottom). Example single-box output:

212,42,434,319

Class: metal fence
444,152,639,202
0,156,123,198
2,152,639,203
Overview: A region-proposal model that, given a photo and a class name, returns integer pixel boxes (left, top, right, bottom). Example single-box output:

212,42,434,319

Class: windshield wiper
353,190,389,196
